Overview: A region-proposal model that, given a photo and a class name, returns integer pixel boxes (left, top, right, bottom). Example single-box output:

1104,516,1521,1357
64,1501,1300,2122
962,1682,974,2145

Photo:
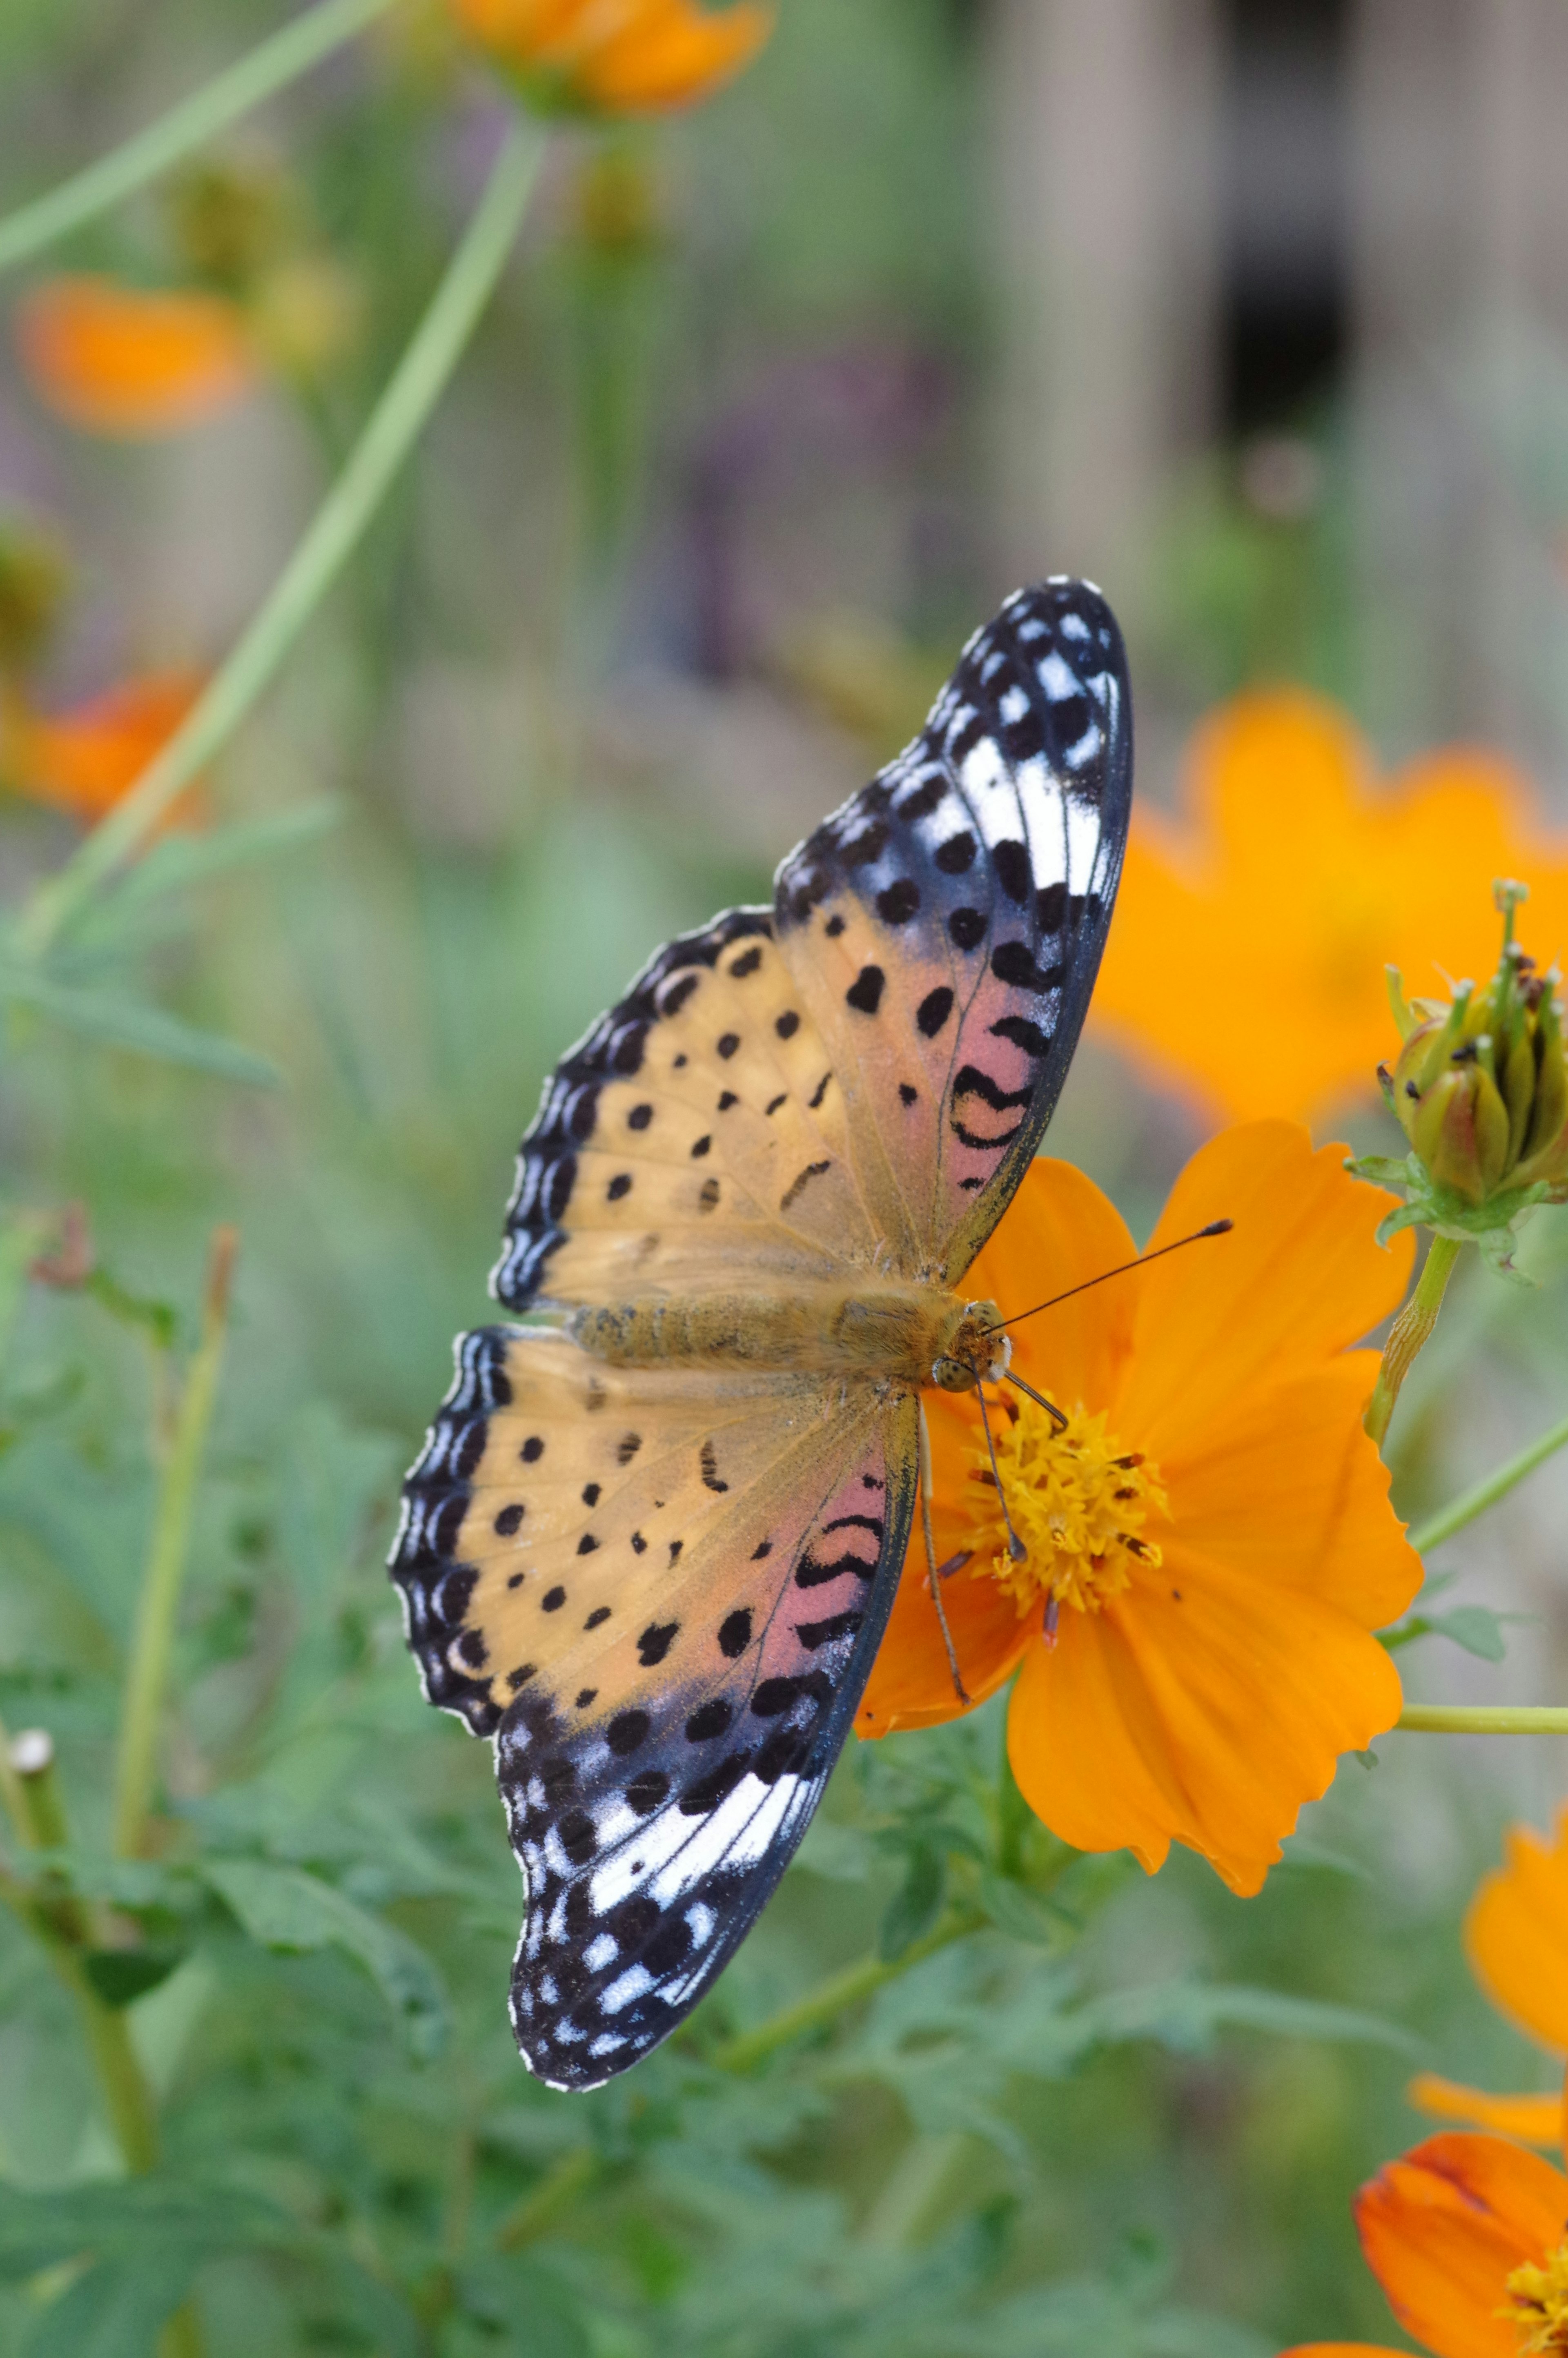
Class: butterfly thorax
568,1285,1005,1391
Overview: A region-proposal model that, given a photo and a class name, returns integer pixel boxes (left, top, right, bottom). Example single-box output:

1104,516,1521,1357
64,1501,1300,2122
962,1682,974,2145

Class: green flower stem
0,1716,32,1851
0,0,398,279
1408,1403,1568,1556
1,1732,164,2175
14,116,546,962
493,2147,600,2253
1399,1705,1568,1734
1365,1235,1463,1447
113,1229,238,1860
710,1910,984,2075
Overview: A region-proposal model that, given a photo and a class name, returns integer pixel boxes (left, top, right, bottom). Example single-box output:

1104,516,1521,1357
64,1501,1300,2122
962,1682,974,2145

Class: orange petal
16,278,256,437
2,673,203,826
964,1154,1140,1413
1119,1120,1413,1455
1466,1808,1568,2057
858,1385,1033,1736
588,1,772,108
1007,1544,1405,1893
452,0,771,112
1408,2074,1566,2148
1158,1354,1421,1630
1089,689,1568,1127
1355,2131,1568,2358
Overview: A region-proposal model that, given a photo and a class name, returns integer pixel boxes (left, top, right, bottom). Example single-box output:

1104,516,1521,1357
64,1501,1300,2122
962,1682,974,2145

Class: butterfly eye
929,1354,973,1394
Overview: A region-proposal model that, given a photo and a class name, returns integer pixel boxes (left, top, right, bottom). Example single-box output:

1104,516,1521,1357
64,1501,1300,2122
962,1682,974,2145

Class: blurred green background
1,2,1567,2351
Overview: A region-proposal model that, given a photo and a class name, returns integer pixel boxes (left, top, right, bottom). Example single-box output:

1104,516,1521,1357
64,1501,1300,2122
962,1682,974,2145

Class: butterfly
390,577,1132,2090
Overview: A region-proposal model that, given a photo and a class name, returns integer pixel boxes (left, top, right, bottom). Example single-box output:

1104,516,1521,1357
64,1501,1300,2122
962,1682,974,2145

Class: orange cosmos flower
1279,2129,1568,2358
16,276,256,437
1091,692,1568,1127
1410,1807,1568,2151
452,0,772,114
858,1120,1421,1896
1,673,202,825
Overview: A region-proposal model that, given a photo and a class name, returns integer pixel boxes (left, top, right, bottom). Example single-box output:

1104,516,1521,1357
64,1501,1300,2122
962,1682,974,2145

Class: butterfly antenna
974,1385,1028,1563
992,1220,1233,1334
918,1401,970,1704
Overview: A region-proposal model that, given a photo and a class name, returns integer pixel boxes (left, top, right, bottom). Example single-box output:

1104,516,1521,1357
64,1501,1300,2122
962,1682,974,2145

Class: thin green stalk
113,1230,238,1859
0,0,397,278
1399,1705,1568,1734
710,1911,983,2075
16,117,546,960
1408,1403,1568,1556
0,1717,31,1851
1365,1235,1463,1447
494,2147,599,2253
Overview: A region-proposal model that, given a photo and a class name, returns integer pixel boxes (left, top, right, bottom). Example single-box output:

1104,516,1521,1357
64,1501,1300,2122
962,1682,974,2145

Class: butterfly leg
918,1396,970,1706
974,1385,1028,1563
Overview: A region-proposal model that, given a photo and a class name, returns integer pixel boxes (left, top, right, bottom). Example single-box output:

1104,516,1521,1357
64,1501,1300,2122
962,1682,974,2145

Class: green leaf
1076,1979,1421,2059
80,1944,189,2007
879,1843,946,1961
1381,1603,1523,1663
976,1871,1076,1948
0,2180,283,2278
0,969,276,1084
202,1857,448,2057
22,2251,195,2358
101,798,345,915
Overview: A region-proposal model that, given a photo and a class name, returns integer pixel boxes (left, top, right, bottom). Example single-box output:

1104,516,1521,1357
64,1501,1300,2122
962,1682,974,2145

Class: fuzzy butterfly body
392,578,1132,2088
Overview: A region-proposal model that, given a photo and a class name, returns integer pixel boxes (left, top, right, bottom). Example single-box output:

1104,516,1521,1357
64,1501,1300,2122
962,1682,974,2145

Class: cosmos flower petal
1120,1121,1412,1454
451,0,771,112
1158,1354,1421,1627
1009,1546,1404,1894
1407,2074,1566,2149
1089,689,1568,1126
2,673,203,825
1466,1809,1568,2057
963,1153,1140,1414
1354,2132,1568,2358
16,277,255,437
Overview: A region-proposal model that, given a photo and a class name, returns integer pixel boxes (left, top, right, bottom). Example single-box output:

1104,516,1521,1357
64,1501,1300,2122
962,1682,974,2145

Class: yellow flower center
964,1394,1168,1623
1502,2238,1568,2351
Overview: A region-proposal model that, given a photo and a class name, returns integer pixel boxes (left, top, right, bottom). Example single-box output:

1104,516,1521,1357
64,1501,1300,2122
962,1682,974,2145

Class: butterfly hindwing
392,1324,918,2086
773,578,1131,1282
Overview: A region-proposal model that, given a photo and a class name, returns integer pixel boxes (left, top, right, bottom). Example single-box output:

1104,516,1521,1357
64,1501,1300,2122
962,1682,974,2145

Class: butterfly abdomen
569,1283,965,1384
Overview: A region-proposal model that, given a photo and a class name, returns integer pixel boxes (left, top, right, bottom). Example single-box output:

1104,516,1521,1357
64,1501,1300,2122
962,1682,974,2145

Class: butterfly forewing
391,1325,917,2086
773,578,1131,1282
494,910,888,1314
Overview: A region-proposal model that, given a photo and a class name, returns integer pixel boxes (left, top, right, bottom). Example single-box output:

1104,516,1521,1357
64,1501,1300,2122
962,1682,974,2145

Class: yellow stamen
1502,2236,1568,2351
963,1394,1168,1621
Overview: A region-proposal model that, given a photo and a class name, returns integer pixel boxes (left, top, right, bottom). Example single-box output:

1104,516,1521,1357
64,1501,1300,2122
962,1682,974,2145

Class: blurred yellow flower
858,1120,1421,1898
452,0,773,114
16,276,257,438
1091,692,1568,1127
1,672,203,826
1410,1806,1568,2151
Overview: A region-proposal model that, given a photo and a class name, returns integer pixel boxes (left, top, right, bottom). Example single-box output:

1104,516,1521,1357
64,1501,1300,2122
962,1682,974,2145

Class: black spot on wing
492,906,773,1311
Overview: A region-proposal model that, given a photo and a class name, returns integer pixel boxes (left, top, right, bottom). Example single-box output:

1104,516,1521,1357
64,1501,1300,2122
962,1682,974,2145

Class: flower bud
1354,881,1568,1271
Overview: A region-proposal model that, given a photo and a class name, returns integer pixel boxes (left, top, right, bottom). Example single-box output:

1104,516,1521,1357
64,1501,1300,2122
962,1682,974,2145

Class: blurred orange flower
1410,1806,1568,2151
858,1120,1421,1896
1280,2129,1568,2358
1,673,202,825
16,276,256,437
1091,692,1568,1127
452,0,772,113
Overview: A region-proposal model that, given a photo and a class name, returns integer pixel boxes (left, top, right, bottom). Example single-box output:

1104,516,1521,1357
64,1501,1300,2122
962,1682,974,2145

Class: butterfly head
930,1301,1011,1393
